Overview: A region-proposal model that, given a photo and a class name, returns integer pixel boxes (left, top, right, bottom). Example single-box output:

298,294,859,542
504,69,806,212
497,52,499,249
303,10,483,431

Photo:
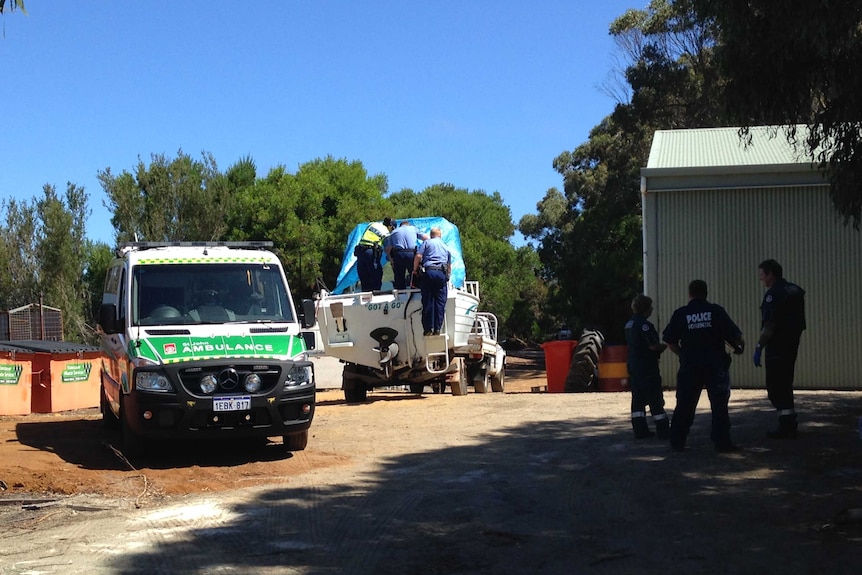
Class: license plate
213,395,251,412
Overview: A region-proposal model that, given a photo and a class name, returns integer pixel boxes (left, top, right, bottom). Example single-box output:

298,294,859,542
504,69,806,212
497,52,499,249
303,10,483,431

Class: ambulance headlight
136,371,173,392
284,363,313,388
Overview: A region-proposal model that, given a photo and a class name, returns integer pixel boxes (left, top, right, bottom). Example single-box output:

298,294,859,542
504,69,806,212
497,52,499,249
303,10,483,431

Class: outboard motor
370,327,399,378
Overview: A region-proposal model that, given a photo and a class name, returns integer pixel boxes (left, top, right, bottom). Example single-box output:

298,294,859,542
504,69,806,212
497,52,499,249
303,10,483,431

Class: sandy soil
2,353,862,574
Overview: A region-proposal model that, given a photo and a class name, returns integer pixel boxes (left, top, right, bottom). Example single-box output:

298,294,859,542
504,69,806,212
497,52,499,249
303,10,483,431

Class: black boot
767,413,798,439
655,417,670,440
632,416,654,439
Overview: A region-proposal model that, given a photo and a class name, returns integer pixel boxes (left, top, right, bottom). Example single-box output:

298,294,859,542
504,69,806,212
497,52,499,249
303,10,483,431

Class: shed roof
641,126,826,191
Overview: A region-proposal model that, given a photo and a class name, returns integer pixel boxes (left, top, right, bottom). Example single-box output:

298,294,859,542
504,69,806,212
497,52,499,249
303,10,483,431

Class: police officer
662,280,745,453
754,259,806,439
355,217,394,292
385,220,429,290
625,295,669,439
413,227,451,335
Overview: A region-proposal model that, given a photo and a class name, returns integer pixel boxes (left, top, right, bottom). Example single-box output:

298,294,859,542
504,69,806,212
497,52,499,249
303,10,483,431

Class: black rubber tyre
344,384,368,403
283,430,309,451
120,396,145,458
469,363,489,393
342,364,368,403
448,359,469,396
409,383,425,394
490,366,505,393
100,384,119,429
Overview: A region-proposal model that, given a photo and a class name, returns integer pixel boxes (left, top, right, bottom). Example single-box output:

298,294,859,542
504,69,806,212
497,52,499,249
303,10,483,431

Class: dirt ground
2,352,862,574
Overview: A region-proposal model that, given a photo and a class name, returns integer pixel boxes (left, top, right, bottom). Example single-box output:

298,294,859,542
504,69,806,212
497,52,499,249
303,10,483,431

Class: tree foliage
692,0,862,227
523,0,731,343
98,151,234,243
0,0,26,14
227,156,391,300
36,183,91,341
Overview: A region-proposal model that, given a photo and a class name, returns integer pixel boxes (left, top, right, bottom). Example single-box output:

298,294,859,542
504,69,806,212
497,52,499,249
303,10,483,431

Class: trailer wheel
430,377,446,394
342,364,368,403
490,366,506,393
283,430,309,451
344,384,368,403
409,383,425,394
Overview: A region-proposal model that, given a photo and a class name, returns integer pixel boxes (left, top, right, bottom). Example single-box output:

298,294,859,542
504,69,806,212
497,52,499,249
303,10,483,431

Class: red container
597,345,629,392
541,340,578,393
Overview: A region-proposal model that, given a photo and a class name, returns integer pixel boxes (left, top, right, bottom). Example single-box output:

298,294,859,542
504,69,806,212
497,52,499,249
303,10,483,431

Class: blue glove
753,345,762,368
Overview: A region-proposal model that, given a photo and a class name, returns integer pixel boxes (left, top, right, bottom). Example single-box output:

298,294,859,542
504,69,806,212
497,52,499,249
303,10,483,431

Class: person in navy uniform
624,295,669,439
413,227,451,335
754,259,806,439
355,217,394,292
662,280,745,453
385,220,429,290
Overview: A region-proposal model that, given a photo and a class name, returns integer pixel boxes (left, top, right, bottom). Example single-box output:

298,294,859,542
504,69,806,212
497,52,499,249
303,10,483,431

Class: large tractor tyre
447,358,469,396
490,366,506,393
565,353,596,393
283,430,309,451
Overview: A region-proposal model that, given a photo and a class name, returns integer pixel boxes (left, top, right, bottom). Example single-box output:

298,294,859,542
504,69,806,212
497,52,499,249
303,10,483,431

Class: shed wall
645,184,862,389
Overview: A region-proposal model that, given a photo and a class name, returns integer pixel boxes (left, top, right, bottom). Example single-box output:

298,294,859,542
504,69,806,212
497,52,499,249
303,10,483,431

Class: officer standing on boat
355,217,394,292
413,227,451,335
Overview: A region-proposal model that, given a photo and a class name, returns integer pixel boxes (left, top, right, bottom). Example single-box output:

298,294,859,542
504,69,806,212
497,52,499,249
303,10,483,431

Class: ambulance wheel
120,396,145,458
283,430,308,451
100,384,119,429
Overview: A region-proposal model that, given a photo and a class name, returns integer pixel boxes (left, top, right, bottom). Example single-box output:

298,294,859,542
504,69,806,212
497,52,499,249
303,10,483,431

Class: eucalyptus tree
692,0,862,227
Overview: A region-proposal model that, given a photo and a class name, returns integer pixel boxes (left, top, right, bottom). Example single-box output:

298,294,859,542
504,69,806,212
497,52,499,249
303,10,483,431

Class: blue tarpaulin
333,216,467,294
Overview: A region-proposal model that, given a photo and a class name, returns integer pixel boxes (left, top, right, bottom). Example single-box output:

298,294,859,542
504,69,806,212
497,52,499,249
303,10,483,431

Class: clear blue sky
1,1,636,246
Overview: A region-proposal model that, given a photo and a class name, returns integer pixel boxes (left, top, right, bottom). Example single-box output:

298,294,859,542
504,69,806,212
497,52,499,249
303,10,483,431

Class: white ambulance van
98,241,316,457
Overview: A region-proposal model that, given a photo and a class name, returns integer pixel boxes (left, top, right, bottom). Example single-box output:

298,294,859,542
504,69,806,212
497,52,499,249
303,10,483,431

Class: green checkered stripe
132,333,307,364
137,256,272,264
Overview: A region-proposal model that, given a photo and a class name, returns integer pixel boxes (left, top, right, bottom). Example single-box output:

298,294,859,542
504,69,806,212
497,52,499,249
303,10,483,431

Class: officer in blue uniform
413,227,451,335
385,220,428,290
624,295,669,439
662,280,745,453
754,259,806,438
354,217,394,292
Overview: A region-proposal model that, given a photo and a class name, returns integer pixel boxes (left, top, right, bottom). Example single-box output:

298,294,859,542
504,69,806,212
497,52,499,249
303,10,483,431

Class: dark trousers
765,335,801,428
355,245,382,292
670,365,732,448
630,370,666,418
391,250,415,290
420,269,448,333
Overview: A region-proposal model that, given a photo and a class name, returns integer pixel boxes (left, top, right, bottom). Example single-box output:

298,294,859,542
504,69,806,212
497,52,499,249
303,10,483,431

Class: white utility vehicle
98,241,316,456
314,217,506,402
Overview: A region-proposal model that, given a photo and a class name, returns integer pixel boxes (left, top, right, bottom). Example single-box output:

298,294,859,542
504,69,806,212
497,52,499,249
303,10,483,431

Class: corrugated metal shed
641,126,861,390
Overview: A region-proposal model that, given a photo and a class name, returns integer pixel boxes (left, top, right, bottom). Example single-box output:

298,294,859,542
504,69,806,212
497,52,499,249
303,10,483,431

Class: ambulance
98,241,316,457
